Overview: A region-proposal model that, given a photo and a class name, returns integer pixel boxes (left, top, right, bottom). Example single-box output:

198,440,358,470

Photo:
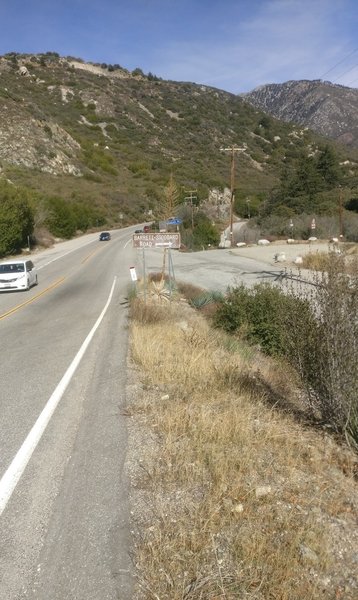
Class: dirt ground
231,239,341,267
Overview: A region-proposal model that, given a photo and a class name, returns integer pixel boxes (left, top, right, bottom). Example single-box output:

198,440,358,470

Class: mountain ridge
0,52,357,231
242,79,358,147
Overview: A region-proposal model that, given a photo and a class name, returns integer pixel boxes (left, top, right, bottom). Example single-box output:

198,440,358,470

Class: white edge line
0,277,117,516
37,242,95,270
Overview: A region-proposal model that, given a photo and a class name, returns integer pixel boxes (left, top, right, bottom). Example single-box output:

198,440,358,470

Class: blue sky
0,0,357,93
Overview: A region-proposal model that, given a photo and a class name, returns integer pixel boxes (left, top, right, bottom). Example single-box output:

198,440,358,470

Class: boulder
18,65,29,76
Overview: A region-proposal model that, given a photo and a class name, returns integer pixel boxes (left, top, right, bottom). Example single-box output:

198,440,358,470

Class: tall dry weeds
283,254,358,446
128,299,358,599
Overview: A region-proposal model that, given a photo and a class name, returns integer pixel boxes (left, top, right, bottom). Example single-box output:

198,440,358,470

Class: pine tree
317,145,340,187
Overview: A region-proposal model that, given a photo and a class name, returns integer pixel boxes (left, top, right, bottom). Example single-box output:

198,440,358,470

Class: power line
319,47,358,79
347,75,358,86
333,62,358,83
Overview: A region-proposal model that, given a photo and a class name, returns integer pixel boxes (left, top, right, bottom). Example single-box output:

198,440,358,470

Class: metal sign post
167,248,176,302
133,233,181,300
142,248,146,303
289,218,294,238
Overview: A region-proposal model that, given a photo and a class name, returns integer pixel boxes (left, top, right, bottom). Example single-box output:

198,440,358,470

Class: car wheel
35,275,38,285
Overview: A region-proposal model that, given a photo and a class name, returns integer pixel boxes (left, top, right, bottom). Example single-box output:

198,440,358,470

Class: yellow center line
81,247,101,264
0,277,66,321
0,245,101,321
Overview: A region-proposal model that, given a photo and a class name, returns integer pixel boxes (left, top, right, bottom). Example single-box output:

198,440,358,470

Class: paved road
136,246,286,292
134,237,335,293
0,231,317,599
0,227,137,600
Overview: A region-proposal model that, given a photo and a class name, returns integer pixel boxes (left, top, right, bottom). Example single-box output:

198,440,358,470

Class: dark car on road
99,231,111,241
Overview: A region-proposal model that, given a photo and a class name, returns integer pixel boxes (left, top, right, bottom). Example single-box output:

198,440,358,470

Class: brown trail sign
132,232,181,249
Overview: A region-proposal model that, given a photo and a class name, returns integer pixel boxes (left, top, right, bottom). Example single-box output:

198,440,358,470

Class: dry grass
345,244,358,256
300,251,335,271
300,247,358,275
127,299,358,600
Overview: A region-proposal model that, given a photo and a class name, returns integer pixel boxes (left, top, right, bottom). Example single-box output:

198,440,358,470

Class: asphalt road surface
0,227,137,600
139,245,286,291
0,231,298,600
138,238,332,292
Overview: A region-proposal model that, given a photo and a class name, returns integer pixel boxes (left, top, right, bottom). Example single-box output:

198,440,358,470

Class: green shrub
0,184,34,255
189,290,224,310
247,285,288,355
214,283,308,356
215,263,358,446
45,196,77,238
81,142,118,175
214,284,251,334
284,256,358,444
129,160,149,175
180,212,220,250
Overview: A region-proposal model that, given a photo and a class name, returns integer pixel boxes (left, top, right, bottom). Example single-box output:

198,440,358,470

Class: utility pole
184,189,197,230
220,144,247,246
338,186,344,239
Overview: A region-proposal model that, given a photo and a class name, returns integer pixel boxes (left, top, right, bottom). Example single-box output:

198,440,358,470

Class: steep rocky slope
242,80,358,147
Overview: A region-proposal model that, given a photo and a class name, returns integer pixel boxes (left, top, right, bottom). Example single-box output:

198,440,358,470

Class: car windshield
0,263,25,273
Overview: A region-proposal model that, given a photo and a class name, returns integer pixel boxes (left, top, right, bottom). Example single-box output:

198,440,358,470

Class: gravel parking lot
231,239,338,267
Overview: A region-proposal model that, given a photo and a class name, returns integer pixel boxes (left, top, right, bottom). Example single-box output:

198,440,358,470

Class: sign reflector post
129,267,137,282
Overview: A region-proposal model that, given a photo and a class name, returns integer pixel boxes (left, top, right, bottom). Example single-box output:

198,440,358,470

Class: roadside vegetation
235,142,358,244
0,179,106,256
213,254,358,448
0,183,34,255
299,246,358,271
127,262,358,599
1,53,358,251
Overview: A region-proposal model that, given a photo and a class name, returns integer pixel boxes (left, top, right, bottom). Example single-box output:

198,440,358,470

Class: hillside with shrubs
0,52,358,254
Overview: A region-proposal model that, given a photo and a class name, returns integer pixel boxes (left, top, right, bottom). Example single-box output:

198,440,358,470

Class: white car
0,259,38,291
